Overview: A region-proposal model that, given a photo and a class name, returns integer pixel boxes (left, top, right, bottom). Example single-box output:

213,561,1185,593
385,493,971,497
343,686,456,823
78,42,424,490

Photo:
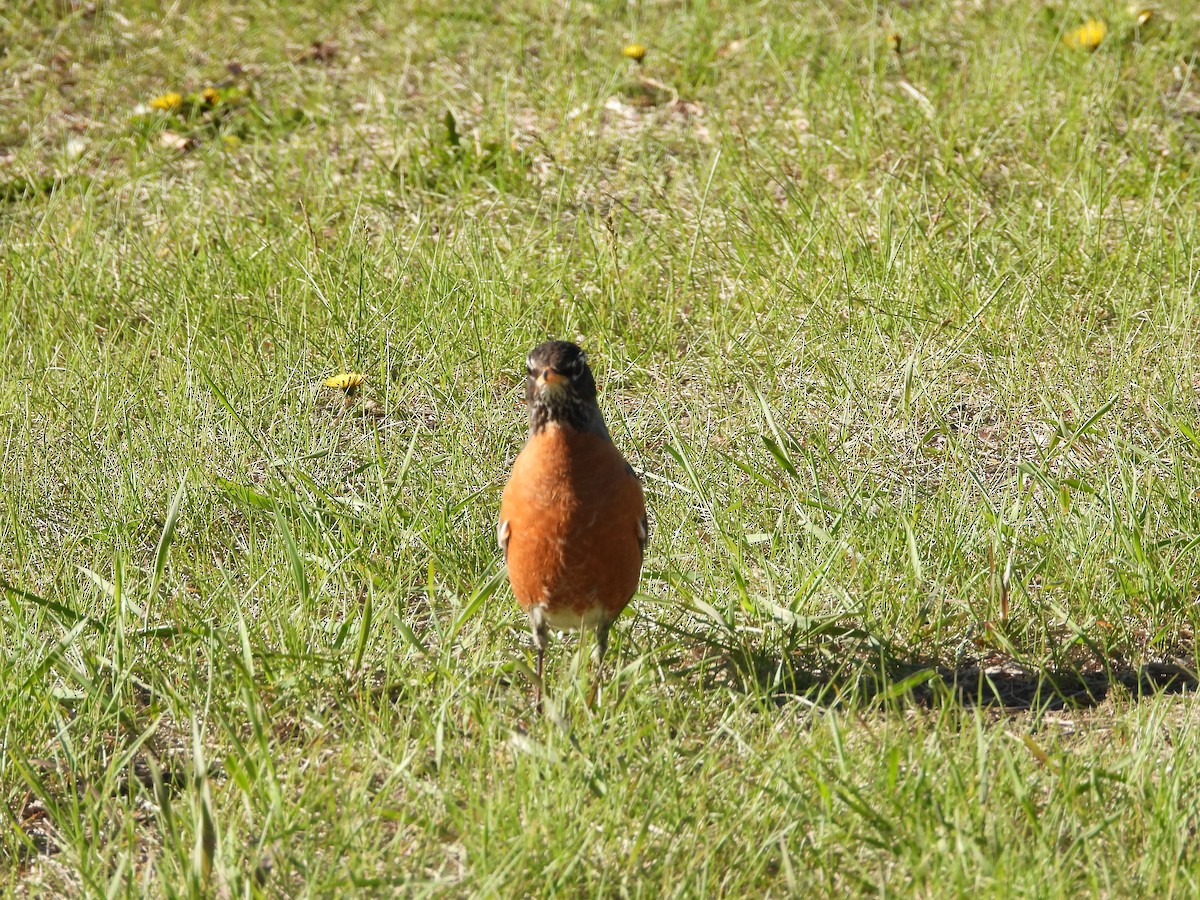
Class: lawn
2,0,1200,895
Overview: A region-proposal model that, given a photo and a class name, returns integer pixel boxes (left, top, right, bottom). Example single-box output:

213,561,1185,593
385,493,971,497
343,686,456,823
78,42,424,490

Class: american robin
498,340,647,707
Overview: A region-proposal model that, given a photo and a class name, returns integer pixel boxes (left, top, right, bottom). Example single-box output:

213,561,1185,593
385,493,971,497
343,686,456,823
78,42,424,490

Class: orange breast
500,424,645,629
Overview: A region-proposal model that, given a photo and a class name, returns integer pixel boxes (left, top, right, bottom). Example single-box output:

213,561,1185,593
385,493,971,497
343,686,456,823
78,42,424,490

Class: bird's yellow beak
536,368,566,393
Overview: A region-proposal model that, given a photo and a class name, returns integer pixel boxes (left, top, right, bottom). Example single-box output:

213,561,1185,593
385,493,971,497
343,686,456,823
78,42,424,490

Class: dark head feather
523,340,607,436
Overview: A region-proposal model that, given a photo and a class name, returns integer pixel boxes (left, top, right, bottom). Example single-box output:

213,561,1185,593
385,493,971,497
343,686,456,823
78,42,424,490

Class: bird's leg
535,645,545,710
586,621,611,708
528,607,548,712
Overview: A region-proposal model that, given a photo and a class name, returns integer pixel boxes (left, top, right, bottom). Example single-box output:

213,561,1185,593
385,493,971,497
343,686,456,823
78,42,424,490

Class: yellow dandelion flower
201,87,220,105
622,44,647,63
1133,7,1153,26
323,372,365,390
149,92,184,111
1064,19,1107,51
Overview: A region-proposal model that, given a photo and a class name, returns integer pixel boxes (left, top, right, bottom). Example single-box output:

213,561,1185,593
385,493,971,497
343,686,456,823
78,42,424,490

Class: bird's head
524,340,604,434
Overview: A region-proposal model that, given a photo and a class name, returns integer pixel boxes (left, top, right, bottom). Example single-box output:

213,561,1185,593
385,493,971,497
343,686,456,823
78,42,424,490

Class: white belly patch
534,604,610,631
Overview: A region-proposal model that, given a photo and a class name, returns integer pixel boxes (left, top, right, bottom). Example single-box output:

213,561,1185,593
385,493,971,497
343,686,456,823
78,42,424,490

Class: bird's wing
497,518,511,563
625,462,649,561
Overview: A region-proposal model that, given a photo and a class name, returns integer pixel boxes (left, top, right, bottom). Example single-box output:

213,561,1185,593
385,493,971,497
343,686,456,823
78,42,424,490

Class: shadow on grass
0,174,75,203
676,635,1198,712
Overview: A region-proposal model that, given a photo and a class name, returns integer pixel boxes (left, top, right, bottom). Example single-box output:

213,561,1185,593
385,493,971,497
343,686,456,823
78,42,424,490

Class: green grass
2,0,1200,895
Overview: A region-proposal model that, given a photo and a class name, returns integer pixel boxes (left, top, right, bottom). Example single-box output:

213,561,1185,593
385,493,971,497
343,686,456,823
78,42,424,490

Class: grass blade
274,506,310,607
147,477,187,616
